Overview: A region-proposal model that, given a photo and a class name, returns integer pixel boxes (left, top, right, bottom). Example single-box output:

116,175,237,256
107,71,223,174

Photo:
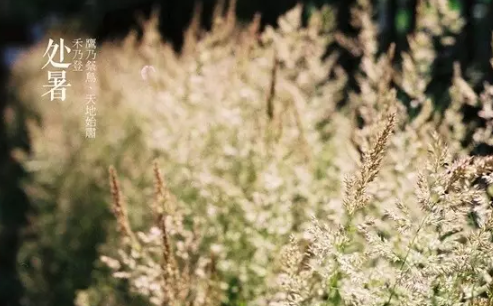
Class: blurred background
0,1,492,306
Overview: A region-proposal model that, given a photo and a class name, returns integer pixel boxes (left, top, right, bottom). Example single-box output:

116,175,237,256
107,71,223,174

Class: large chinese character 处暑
42,71,71,101
42,38,72,69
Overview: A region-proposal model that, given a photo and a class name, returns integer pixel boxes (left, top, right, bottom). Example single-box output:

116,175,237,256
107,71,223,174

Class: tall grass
10,0,493,305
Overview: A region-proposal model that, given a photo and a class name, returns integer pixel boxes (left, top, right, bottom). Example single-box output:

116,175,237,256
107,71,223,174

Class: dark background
1,1,492,306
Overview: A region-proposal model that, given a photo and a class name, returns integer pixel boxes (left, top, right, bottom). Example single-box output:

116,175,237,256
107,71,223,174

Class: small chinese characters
73,37,98,139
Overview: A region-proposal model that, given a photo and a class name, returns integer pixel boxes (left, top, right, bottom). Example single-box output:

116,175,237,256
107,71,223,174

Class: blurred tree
1,1,493,306
0,17,33,306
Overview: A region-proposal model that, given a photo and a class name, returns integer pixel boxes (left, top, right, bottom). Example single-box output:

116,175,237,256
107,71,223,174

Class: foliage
10,0,493,305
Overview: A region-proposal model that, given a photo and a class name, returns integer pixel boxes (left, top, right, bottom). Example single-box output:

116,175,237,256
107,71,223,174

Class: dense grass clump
10,0,493,305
